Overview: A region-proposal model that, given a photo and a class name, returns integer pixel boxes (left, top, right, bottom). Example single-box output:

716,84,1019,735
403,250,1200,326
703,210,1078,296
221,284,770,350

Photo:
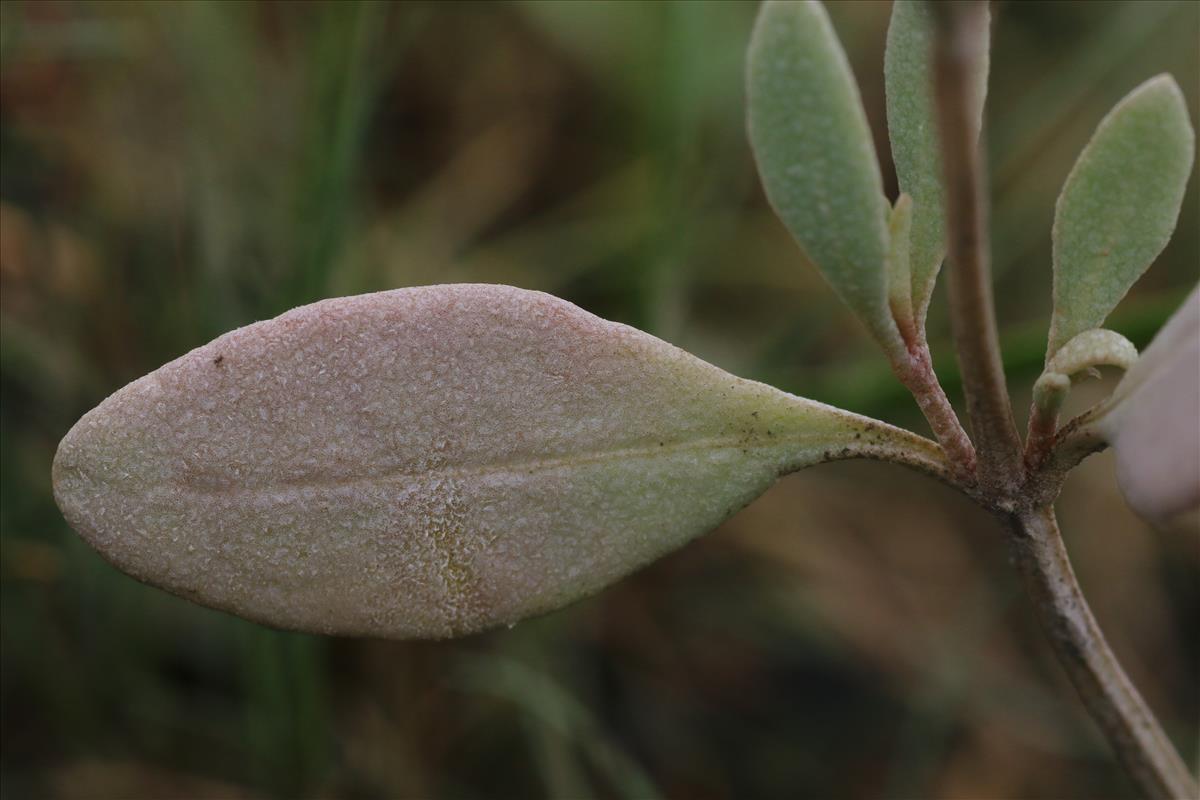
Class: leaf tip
1121,73,1194,141
1136,72,1186,101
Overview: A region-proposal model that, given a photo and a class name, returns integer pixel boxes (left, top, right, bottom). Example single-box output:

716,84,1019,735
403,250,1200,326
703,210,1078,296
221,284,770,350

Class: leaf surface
1049,75,1194,356
885,0,990,325
747,0,900,350
53,285,943,638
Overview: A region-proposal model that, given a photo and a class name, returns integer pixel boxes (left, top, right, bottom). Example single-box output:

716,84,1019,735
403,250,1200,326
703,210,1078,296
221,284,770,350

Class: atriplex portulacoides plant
52,2,1197,796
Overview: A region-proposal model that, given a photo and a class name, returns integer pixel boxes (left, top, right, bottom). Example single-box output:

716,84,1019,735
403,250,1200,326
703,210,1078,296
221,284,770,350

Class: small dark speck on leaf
213,355,224,366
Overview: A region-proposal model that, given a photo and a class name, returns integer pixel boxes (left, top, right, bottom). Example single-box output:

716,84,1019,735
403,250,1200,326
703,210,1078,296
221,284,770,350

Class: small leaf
1099,288,1199,523
53,285,944,638
747,0,901,351
1048,75,1195,356
1032,328,1137,418
1045,329,1139,380
885,0,990,326
887,193,915,332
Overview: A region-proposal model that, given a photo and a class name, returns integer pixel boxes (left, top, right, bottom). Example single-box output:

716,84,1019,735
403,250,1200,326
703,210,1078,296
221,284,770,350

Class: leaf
1098,287,1199,523
1033,328,1138,417
887,193,915,332
747,0,901,351
885,0,990,326
53,285,945,639
1044,329,1139,380
1048,75,1195,356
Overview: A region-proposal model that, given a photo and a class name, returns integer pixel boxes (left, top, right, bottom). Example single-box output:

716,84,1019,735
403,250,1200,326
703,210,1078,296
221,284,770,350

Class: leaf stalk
890,334,977,484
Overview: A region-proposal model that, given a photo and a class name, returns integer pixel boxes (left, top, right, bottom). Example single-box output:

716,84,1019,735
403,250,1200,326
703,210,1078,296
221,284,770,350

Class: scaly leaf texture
53,285,944,639
884,0,990,327
1048,75,1194,357
747,0,901,352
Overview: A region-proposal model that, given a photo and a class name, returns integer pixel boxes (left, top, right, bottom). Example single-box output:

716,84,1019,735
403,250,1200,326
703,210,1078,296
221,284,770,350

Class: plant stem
1025,398,1062,470
930,5,1196,796
1036,409,1110,489
931,1,1023,493
1007,507,1198,800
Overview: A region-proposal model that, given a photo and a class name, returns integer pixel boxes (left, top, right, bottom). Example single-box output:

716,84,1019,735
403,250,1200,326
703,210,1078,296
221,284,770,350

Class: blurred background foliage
1,1,1197,798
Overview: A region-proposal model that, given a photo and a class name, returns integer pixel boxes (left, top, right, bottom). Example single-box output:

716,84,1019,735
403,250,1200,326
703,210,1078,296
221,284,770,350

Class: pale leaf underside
53,284,944,639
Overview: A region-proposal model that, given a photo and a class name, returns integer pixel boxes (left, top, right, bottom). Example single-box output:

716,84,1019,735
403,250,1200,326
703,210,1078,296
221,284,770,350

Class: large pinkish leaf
53,284,944,638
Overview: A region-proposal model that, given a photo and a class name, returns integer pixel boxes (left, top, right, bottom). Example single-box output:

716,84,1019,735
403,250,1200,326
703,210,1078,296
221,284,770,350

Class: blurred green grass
1,2,1197,798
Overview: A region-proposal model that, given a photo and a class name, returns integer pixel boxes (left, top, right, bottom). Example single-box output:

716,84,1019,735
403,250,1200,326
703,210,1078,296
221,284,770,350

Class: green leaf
885,0,990,327
53,285,945,639
1032,328,1138,417
747,0,901,351
887,193,915,332
1048,75,1195,356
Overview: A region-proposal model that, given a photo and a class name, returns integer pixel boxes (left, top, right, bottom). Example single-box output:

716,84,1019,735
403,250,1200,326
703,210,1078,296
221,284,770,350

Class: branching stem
927,4,1196,797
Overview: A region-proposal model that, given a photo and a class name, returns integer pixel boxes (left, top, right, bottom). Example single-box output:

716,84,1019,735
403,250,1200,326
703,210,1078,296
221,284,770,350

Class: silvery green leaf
885,0,990,326
1032,328,1138,417
747,0,901,350
1098,288,1199,523
1048,75,1195,356
53,284,945,639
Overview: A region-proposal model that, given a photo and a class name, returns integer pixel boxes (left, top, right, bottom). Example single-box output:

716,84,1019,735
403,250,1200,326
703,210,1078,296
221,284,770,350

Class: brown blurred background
1,1,1197,798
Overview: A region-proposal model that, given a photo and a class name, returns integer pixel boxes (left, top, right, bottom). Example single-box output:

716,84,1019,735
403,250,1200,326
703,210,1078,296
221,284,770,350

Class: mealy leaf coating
53,284,944,638
748,0,900,350
1049,75,1194,356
